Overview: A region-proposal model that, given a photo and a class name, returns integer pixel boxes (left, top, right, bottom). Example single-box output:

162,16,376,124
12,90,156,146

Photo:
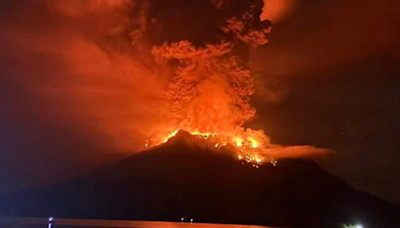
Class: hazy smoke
0,0,330,161
260,0,297,23
0,0,167,152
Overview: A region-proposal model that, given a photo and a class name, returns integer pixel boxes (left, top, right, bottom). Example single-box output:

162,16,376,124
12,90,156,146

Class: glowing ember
271,160,278,167
163,130,179,143
248,137,259,148
148,129,268,167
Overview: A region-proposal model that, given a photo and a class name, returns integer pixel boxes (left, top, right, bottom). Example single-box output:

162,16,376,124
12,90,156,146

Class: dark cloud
250,0,400,203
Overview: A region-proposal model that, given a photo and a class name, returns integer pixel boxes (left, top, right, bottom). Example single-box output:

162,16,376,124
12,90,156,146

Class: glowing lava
143,1,327,167
147,129,270,167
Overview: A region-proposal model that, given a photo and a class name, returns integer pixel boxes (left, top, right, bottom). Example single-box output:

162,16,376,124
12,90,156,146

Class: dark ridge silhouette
1,131,399,228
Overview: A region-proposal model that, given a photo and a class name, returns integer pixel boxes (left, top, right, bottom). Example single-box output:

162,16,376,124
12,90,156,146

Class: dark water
0,217,290,228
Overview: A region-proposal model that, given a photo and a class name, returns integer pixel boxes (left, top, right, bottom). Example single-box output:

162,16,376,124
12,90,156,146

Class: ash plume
0,0,331,164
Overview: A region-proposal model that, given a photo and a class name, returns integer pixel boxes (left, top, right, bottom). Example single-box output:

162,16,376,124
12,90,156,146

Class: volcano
0,131,399,228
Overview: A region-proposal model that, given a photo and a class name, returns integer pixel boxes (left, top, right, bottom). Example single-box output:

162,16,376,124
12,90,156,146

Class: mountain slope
1,131,399,228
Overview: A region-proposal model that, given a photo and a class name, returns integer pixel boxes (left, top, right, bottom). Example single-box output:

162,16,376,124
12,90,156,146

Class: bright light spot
163,129,179,143
247,137,259,148
271,160,278,167
341,223,363,228
234,137,243,147
191,131,215,137
150,130,266,168
48,217,54,228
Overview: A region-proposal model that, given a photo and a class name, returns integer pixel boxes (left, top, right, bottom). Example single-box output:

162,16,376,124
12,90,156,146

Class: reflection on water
0,217,294,228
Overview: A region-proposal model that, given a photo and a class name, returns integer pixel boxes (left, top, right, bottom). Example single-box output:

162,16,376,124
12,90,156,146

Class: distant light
181,217,184,221
48,217,54,228
355,225,363,228
190,218,194,223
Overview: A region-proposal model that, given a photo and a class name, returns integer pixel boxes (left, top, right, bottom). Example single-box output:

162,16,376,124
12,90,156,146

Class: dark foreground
0,217,295,228
1,132,399,228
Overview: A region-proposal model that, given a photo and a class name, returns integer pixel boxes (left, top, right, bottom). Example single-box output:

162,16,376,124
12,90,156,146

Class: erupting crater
138,0,328,167
147,130,274,168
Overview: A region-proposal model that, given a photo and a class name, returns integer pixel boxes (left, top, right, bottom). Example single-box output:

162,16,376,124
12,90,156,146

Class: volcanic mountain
0,131,399,228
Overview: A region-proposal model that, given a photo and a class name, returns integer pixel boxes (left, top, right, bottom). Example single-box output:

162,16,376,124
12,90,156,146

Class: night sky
1,0,400,204
251,0,400,203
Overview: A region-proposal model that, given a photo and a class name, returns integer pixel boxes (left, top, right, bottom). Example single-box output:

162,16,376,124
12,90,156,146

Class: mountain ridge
0,131,399,228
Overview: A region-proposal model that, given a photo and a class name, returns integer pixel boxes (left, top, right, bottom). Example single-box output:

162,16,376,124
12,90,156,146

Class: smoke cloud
261,0,297,23
0,0,169,152
0,0,332,190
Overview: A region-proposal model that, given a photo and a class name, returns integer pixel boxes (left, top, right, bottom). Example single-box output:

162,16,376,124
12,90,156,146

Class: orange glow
261,0,297,23
150,128,267,167
0,0,332,170
234,137,244,147
248,137,259,148
163,130,179,143
135,1,327,167
145,36,274,167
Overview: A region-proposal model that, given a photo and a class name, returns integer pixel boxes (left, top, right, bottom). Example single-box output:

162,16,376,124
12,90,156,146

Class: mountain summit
1,131,399,227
